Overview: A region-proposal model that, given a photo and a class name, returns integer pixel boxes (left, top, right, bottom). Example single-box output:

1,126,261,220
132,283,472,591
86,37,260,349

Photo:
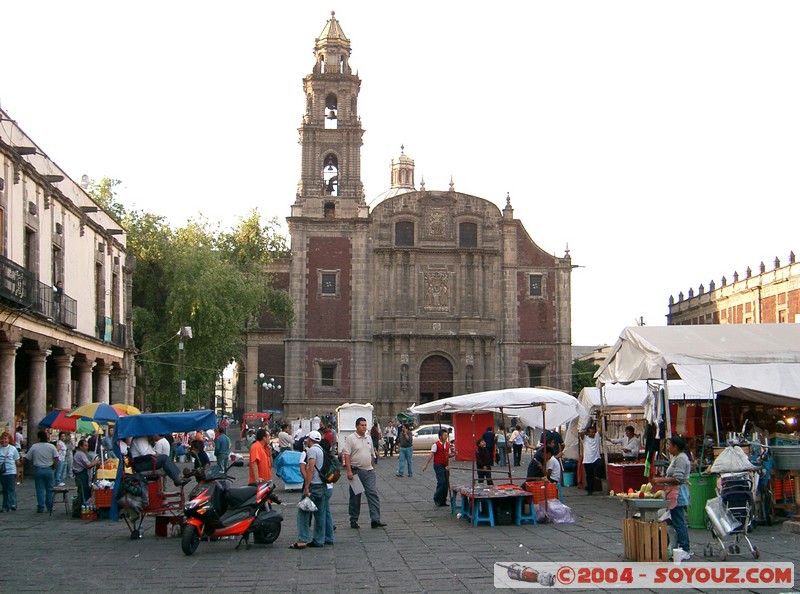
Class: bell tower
284,13,372,416
294,11,366,218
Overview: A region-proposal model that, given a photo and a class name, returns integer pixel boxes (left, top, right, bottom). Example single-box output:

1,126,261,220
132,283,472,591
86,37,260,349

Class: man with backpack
288,431,327,549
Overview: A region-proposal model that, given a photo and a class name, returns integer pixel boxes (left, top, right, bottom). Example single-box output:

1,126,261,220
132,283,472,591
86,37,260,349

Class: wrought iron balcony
0,254,76,328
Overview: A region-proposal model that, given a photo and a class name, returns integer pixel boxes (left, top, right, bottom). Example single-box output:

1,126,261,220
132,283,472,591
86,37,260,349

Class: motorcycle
181,462,283,555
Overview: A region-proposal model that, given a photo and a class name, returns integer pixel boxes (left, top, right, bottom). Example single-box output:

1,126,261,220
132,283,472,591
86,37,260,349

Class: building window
459,222,478,248
324,202,335,218
529,274,544,297
314,359,341,392
24,227,36,271
318,270,340,297
395,221,414,246
321,364,336,387
528,365,545,387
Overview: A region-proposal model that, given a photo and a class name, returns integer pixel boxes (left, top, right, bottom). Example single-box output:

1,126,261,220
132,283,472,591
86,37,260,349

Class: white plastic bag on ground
535,500,575,523
297,496,317,512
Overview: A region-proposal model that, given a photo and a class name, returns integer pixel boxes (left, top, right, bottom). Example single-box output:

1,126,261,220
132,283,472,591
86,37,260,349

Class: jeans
477,466,493,485
132,455,182,483
672,505,690,552
584,461,598,494
433,464,448,506
55,460,66,484
1,473,16,510
34,466,55,511
297,483,327,546
496,443,507,466
397,447,413,476
349,467,381,524
324,485,334,543
513,443,523,466
216,451,229,472
75,470,91,504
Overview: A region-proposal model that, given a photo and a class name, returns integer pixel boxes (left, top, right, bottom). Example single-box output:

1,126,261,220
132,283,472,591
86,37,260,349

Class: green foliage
89,180,294,411
572,359,599,394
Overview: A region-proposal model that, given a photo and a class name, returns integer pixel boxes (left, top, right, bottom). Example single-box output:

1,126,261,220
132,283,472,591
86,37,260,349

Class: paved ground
1,452,798,594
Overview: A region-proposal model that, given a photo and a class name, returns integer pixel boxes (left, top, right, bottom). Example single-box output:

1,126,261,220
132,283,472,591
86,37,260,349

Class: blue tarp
110,410,217,521
115,410,217,439
273,450,303,485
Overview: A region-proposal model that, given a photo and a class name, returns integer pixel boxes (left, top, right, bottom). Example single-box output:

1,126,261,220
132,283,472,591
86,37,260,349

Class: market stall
594,324,800,541
411,387,586,525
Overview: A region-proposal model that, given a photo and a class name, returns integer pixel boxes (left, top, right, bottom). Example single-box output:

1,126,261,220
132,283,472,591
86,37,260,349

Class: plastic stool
516,497,537,525
450,488,459,515
473,498,495,526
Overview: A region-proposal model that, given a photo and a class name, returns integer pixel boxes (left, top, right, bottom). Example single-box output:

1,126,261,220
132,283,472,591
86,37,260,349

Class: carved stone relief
423,270,450,311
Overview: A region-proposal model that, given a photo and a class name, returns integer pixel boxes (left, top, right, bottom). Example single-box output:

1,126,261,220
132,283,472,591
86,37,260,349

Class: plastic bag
297,496,318,512
534,500,575,523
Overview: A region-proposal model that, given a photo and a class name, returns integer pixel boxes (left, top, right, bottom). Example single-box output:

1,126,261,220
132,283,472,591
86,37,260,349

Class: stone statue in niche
429,209,446,236
424,270,449,310
466,366,474,393
400,364,409,392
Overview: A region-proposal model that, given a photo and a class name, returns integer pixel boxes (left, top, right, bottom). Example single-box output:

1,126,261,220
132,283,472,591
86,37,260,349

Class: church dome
369,146,417,207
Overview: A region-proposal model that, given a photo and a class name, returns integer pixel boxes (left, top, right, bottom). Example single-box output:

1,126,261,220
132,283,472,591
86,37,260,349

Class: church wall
304,345,350,405
306,236,351,339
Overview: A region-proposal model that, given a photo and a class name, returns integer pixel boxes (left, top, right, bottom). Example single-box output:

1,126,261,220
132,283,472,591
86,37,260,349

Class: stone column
110,367,129,405
53,353,74,410
95,363,111,404
0,342,21,428
76,359,96,406
27,348,52,446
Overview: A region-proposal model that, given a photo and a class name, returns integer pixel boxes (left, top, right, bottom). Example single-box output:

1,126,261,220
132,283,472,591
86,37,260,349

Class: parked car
412,423,455,450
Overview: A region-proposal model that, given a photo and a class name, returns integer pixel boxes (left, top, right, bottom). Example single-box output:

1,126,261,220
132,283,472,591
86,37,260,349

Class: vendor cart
112,410,217,539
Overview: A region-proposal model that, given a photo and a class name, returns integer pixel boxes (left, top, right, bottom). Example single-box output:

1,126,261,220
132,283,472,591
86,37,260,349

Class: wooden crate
622,518,669,562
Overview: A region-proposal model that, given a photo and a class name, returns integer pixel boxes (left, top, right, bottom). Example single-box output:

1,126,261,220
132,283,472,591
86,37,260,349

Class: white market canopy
410,387,586,429
594,325,800,407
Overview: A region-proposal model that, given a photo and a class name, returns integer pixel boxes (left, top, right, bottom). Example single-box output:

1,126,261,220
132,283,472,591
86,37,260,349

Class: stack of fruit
609,483,664,499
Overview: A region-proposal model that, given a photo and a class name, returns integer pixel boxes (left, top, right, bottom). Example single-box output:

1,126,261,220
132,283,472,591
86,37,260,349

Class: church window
459,222,478,248
395,221,414,246
324,202,335,218
325,93,338,129
317,270,339,297
321,364,336,386
529,274,544,297
528,364,546,387
322,154,339,196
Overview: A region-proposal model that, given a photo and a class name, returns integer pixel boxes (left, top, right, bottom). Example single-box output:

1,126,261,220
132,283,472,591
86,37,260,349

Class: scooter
181,462,283,555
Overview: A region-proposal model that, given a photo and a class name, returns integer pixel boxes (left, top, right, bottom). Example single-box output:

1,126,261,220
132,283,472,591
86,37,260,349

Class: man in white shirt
129,436,189,487
579,425,602,495
153,434,171,458
608,425,641,461
342,417,385,530
545,448,562,484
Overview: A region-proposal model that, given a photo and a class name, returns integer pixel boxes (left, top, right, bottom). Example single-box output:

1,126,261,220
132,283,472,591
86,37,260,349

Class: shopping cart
703,472,759,560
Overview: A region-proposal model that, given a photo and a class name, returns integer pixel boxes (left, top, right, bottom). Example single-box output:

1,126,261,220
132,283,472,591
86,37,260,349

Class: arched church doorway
419,355,453,421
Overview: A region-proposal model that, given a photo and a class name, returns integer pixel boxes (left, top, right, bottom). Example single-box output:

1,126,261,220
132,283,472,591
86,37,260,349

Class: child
475,439,493,485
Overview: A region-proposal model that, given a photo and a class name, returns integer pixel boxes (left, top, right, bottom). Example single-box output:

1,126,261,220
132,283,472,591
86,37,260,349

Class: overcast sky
2,1,798,346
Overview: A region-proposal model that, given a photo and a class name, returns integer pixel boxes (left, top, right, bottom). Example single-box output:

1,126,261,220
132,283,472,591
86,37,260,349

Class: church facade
242,14,572,420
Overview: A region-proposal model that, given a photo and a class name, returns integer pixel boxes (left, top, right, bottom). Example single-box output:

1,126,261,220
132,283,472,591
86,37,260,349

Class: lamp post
265,378,281,416
178,325,192,410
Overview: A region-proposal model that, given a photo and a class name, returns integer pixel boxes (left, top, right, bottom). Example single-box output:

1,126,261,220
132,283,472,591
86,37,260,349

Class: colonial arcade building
243,14,573,419
0,108,135,444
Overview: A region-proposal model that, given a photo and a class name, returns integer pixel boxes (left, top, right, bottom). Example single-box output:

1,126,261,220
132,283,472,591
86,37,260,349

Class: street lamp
178,325,192,410
265,378,281,415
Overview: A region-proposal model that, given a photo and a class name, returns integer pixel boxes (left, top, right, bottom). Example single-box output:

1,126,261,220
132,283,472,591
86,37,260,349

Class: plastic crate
94,488,113,508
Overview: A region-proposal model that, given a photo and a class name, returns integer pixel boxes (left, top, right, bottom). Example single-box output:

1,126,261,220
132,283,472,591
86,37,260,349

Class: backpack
316,441,341,484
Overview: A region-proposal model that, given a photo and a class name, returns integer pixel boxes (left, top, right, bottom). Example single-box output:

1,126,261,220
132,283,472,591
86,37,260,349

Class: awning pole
709,366,721,446
500,407,512,484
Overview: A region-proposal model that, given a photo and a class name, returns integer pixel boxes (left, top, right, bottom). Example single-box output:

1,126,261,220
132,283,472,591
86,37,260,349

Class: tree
572,359,599,394
88,180,293,411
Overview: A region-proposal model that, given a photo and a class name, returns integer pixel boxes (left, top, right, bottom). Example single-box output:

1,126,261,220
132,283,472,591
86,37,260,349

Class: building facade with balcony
0,107,134,444
667,252,800,326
